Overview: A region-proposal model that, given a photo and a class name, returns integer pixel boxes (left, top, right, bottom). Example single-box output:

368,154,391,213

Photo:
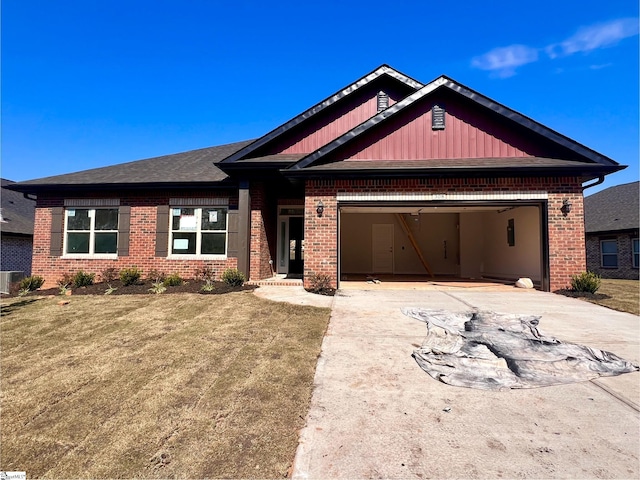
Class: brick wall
304,177,586,292
586,234,639,280
1,234,33,275
33,189,239,288
249,182,274,280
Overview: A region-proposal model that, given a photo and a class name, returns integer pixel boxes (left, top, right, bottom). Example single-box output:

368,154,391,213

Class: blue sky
2,1,638,194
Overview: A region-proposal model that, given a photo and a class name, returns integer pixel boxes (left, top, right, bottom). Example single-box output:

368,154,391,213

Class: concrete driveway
291,288,640,479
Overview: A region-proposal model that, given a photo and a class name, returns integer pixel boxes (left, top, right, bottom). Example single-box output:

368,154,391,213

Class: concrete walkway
286,288,639,479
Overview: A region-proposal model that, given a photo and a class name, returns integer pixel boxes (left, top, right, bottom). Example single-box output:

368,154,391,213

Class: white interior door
372,224,394,273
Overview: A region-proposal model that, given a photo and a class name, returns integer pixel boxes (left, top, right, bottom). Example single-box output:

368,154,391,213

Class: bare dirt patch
0,292,331,478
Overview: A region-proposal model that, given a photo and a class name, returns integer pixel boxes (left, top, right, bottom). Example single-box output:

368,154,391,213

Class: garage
338,201,548,289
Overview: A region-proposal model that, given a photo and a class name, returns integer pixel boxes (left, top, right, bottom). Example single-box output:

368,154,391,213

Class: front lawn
0,292,331,478
560,279,639,315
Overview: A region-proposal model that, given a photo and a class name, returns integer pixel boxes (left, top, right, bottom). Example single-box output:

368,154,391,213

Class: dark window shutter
155,205,170,257
50,207,64,256
117,206,131,256
227,209,239,258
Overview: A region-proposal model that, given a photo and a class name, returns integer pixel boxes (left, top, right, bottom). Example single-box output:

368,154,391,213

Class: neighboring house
6,65,625,292
1,178,36,275
584,181,639,280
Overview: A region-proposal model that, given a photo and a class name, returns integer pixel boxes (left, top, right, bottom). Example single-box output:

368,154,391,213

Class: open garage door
339,203,548,290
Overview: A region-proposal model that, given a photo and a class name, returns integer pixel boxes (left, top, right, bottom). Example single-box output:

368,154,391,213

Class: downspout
581,175,605,192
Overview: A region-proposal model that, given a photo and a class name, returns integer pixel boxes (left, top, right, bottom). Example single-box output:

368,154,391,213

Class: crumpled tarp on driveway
403,308,639,390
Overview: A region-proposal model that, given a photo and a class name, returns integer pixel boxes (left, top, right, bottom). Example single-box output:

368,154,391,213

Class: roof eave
5,179,237,195
282,164,624,180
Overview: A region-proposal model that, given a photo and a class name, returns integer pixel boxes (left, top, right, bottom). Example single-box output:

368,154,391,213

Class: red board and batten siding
262,81,410,156
345,104,535,160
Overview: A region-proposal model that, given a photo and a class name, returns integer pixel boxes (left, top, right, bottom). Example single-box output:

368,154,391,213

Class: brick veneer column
249,182,273,280
304,180,339,288
547,190,586,291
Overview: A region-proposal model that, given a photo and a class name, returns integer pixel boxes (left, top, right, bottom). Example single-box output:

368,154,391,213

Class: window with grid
170,207,228,256
633,238,639,268
65,208,119,255
600,239,618,268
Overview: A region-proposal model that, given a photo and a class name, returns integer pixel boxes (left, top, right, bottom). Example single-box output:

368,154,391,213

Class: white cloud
556,18,639,56
471,45,539,78
473,17,639,77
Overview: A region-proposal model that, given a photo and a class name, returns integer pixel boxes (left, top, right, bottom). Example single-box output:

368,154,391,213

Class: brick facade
29,177,592,292
33,190,239,288
586,233,639,280
1,234,33,275
304,176,586,292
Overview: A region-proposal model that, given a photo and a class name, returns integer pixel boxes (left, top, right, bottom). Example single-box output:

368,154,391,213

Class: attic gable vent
377,91,389,112
432,105,445,130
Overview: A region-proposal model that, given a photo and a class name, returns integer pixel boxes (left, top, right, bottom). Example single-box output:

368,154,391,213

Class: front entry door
288,217,304,275
372,224,394,273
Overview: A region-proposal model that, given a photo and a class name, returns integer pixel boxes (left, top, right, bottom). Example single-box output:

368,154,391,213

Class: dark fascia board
5,180,239,194
586,228,639,236
218,65,423,165
217,161,297,170
282,163,622,180
289,76,620,171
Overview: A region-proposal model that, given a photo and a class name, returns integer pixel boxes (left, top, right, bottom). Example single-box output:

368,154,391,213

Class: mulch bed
555,289,612,301
5,280,257,297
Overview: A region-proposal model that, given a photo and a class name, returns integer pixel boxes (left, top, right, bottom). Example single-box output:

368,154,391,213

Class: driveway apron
292,288,640,479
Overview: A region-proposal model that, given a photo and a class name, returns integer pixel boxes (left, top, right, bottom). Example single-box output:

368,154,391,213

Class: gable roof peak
288,72,620,172
219,64,423,166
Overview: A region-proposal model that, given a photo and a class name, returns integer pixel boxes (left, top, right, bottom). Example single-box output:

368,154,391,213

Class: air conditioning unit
0,271,25,294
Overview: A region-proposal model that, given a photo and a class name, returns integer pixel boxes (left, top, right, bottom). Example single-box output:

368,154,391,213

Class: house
1,178,36,276
6,65,625,292
584,181,639,280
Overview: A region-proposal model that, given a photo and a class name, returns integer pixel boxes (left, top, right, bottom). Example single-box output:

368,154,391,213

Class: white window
170,207,228,256
65,208,118,256
633,238,639,269
600,239,618,268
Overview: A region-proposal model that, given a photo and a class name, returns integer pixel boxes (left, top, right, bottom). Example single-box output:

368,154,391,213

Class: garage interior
339,203,546,289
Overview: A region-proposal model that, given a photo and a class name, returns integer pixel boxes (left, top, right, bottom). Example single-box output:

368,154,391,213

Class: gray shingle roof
584,181,639,233
8,140,253,192
1,179,35,236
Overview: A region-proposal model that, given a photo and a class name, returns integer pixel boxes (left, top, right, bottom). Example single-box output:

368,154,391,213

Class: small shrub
307,273,333,295
101,267,118,283
146,269,166,283
200,281,216,293
73,270,95,288
19,275,45,292
163,273,184,287
57,273,73,288
571,271,601,294
120,267,142,286
221,268,246,287
149,281,167,294
194,266,216,282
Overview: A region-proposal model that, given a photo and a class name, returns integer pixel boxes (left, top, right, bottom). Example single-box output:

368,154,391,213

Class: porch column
237,180,251,279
